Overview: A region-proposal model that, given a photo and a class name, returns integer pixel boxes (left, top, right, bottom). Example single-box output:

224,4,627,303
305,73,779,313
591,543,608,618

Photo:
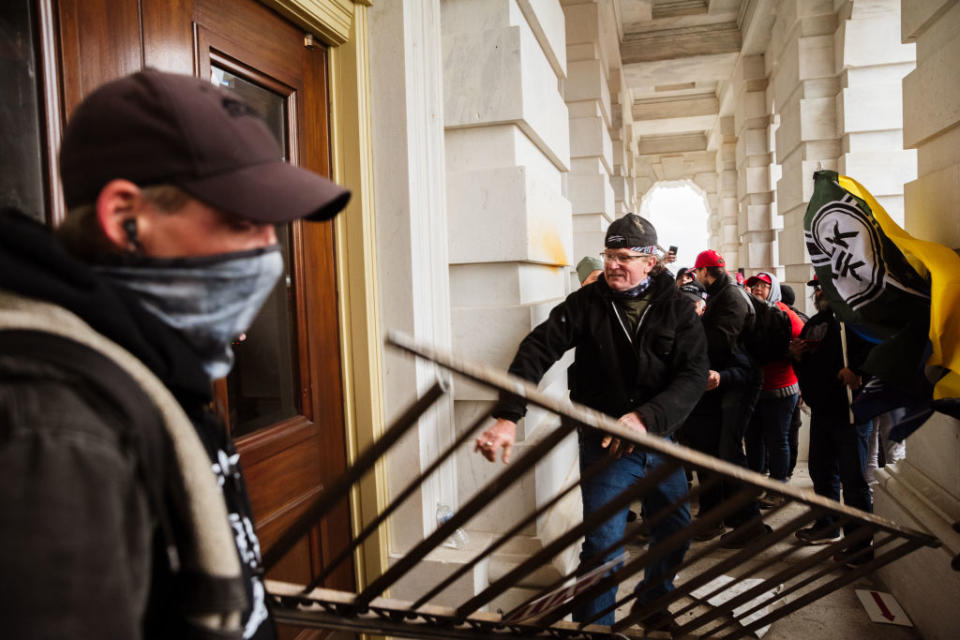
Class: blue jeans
746,393,798,482
572,432,691,626
808,413,873,545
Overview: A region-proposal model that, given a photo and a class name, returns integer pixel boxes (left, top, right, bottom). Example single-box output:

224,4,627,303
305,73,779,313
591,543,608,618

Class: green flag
802,170,931,394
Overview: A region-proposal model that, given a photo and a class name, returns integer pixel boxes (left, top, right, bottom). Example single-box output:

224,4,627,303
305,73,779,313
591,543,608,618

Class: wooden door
55,1,355,636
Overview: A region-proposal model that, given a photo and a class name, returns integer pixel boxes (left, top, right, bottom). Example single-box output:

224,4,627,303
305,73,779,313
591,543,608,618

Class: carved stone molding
259,0,369,47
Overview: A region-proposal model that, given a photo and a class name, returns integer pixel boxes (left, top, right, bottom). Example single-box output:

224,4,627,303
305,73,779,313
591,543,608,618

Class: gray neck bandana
95,245,284,380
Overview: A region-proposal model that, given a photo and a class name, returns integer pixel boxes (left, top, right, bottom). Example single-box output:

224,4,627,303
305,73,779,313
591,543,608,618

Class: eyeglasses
600,251,650,265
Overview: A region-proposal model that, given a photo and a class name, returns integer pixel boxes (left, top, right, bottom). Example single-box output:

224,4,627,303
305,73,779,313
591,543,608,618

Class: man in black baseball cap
475,213,707,632
0,69,351,639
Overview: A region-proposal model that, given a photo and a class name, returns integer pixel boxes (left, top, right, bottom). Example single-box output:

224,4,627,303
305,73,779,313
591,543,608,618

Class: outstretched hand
475,418,517,463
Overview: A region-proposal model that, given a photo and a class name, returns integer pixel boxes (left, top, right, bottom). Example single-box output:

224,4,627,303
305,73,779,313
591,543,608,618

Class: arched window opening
639,180,711,270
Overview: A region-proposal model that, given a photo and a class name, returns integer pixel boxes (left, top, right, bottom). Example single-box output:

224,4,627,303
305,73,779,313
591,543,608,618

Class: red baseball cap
693,250,725,268
745,273,772,287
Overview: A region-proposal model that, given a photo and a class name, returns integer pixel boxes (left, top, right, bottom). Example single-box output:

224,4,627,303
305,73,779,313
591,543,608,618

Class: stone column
874,4,960,639
769,0,841,294
835,0,916,223
441,0,576,610
369,0,456,563
609,73,638,217
713,115,739,265
733,54,775,275
564,0,617,263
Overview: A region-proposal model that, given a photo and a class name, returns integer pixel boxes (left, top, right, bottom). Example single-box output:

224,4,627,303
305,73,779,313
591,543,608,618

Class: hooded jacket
0,211,272,640
492,269,708,439
701,271,752,370
751,271,804,393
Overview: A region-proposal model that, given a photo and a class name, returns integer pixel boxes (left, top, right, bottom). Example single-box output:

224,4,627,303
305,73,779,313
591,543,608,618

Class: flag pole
839,321,855,424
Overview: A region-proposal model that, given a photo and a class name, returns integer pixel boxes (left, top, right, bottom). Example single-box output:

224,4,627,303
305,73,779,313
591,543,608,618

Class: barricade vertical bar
303,409,494,592
264,380,448,571
502,473,723,623
541,487,759,629
411,452,613,610
679,526,878,637
725,537,928,640
356,414,581,609
669,508,837,620
455,461,683,621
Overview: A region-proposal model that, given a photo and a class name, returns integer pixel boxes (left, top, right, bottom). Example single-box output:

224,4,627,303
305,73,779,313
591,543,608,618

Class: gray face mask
95,246,284,380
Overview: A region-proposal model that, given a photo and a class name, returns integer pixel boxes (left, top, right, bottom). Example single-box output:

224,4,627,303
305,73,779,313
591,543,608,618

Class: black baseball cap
605,213,657,253
59,69,350,223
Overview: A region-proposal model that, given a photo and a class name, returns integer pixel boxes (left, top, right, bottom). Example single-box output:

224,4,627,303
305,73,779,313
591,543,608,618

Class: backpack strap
0,329,180,571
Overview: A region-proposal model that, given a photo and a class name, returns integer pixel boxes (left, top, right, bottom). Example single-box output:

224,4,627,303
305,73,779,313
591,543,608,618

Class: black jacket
0,211,273,640
702,272,752,370
793,309,872,417
492,270,708,439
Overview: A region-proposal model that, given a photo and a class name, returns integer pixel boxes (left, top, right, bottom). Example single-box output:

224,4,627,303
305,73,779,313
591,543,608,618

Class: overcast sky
639,181,711,269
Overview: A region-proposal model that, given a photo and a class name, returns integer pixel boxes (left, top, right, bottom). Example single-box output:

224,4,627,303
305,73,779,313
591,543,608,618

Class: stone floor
616,466,923,640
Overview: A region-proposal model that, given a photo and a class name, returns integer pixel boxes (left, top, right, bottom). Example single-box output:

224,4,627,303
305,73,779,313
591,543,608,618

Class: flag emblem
805,195,884,310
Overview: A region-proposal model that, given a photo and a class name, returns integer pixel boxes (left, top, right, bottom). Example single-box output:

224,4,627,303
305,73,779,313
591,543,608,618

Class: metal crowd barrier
265,332,941,639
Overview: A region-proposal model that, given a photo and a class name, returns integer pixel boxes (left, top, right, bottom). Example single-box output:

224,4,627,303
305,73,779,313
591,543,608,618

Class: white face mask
95,245,284,379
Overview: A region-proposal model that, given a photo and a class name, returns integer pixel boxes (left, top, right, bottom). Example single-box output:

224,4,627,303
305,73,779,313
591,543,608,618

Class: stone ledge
875,462,960,559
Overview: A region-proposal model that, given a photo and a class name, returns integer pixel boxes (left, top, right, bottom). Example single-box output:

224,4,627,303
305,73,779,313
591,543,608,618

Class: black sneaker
693,521,727,542
795,526,842,545
720,523,773,549
833,544,875,568
631,608,678,636
758,492,787,510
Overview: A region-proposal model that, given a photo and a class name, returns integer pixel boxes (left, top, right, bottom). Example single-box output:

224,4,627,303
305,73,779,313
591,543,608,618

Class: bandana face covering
94,245,284,380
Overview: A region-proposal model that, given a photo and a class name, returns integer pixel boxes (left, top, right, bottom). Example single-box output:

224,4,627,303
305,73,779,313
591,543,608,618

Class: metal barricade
266,332,940,639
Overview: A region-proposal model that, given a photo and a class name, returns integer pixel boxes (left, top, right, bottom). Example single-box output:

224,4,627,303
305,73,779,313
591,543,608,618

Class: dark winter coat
0,211,273,640
701,272,752,370
793,309,872,417
492,269,709,439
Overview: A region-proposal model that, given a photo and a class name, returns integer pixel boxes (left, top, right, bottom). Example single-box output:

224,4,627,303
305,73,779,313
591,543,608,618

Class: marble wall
369,0,456,557
444,0,579,606
873,3,960,639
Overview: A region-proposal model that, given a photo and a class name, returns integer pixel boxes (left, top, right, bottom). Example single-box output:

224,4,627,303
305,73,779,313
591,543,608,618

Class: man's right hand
706,370,721,390
475,418,517,463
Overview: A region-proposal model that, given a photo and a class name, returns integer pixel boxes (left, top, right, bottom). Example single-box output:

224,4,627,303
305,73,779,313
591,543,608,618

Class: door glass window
213,66,300,436
0,1,46,222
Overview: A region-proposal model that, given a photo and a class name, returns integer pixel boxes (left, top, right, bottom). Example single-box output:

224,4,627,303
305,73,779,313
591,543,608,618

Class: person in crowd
0,70,350,639
779,284,808,480
790,277,875,566
678,280,706,315
743,272,805,508
576,255,604,286
866,409,907,487
690,251,768,547
575,254,644,524
676,266,695,288
475,214,708,630
675,271,755,543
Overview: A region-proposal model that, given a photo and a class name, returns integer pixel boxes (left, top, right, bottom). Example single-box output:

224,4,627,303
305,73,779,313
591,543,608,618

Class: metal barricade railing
266,332,941,639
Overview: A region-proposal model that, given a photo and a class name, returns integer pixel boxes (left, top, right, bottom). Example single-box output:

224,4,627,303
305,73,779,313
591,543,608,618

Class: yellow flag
839,175,960,401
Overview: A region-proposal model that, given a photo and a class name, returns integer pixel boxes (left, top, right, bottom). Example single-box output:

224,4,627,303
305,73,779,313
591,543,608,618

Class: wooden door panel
57,0,143,116
140,0,194,72
56,2,356,634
